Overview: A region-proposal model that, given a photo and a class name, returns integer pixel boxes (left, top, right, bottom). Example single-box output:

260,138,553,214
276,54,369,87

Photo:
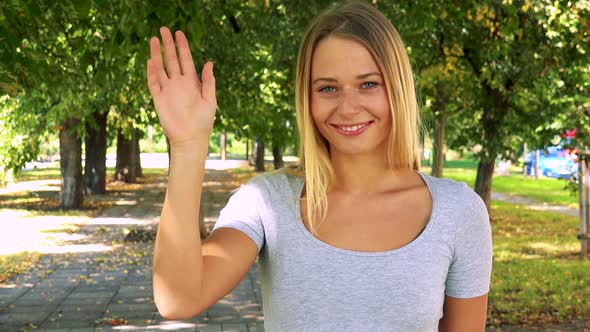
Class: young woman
148,1,493,331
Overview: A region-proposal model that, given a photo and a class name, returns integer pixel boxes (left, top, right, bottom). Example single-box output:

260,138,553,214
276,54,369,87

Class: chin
330,144,381,156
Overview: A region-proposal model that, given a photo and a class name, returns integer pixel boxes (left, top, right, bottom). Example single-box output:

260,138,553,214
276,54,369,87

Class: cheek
309,103,332,141
375,91,392,120
310,96,330,124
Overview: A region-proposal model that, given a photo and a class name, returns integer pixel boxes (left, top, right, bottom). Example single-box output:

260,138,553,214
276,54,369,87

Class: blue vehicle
525,146,578,179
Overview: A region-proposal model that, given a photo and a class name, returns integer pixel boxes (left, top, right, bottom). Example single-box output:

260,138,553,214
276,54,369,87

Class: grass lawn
14,167,165,182
488,200,588,325
0,252,41,284
421,160,579,208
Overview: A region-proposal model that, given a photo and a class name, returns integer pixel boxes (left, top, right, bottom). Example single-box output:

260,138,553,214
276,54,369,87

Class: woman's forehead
310,36,380,78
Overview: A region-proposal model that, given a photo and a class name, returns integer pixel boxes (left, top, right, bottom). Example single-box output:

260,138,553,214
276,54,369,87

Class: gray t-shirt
211,168,493,331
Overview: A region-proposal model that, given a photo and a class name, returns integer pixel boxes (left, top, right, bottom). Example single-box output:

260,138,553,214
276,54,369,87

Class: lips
331,121,374,136
331,121,373,129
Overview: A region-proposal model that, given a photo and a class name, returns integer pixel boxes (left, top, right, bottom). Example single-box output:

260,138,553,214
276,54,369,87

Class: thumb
201,61,217,105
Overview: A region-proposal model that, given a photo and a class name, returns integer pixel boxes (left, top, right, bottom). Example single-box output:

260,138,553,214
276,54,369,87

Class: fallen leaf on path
96,317,128,326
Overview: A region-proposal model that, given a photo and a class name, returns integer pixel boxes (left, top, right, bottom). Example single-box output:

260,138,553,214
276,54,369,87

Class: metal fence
577,151,590,256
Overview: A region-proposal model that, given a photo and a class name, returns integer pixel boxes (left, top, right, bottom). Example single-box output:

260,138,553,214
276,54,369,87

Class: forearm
152,143,208,318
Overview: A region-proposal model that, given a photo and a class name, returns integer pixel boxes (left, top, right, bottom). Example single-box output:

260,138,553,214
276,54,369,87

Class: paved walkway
0,169,263,332
0,169,587,331
491,192,579,217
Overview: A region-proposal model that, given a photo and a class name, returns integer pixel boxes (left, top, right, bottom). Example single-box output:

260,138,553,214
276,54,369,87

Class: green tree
383,0,590,210
0,1,151,205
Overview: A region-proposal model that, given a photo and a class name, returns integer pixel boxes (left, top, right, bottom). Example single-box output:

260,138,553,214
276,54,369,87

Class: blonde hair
292,0,422,236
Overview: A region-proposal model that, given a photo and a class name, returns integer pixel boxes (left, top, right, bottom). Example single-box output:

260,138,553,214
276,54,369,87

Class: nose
338,88,361,116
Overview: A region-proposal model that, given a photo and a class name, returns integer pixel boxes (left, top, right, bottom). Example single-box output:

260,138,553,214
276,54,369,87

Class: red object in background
566,128,578,138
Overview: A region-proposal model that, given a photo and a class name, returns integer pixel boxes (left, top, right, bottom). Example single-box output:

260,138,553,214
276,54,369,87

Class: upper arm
193,181,266,314
446,187,493,298
439,293,488,332
194,227,259,314
439,187,492,331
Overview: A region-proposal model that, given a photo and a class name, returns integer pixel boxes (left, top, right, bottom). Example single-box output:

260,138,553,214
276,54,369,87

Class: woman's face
310,36,392,157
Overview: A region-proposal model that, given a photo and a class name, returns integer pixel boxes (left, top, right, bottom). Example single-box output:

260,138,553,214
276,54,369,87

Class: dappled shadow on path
0,169,263,331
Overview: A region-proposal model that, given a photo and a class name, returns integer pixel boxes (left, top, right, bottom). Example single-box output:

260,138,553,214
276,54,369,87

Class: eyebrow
311,72,382,85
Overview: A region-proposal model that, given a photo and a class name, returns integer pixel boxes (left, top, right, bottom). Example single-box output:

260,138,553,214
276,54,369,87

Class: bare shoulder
390,169,431,198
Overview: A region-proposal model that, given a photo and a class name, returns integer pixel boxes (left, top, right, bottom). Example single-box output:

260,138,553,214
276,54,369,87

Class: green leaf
114,30,124,45
92,0,109,11
72,1,91,19
23,1,42,18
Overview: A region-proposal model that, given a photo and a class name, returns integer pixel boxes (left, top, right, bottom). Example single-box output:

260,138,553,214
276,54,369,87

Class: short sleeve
210,181,266,254
445,187,493,298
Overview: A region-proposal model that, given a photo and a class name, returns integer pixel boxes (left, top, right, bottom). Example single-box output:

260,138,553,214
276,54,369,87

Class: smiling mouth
330,121,373,131
330,121,374,136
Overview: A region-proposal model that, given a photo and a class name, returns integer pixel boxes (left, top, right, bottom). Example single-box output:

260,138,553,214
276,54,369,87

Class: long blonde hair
292,0,422,236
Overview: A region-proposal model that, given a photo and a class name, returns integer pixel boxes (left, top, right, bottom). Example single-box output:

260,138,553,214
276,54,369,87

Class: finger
147,60,163,114
160,26,181,78
175,31,200,87
201,61,217,105
147,59,161,96
150,36,168,82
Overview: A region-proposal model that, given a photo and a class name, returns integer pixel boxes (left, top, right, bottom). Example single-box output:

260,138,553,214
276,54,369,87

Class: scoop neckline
292,170,438,257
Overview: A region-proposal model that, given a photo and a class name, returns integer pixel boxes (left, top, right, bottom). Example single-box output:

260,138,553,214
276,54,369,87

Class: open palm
147,27,217,147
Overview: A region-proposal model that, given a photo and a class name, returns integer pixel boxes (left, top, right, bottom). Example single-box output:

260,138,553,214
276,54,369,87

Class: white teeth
338,122,369,132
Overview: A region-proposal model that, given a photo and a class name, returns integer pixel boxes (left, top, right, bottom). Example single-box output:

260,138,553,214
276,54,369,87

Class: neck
329,149,409,196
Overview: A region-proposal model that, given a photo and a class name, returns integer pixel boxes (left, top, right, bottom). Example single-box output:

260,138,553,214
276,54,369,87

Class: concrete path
0,169,263,332
491,192,579,217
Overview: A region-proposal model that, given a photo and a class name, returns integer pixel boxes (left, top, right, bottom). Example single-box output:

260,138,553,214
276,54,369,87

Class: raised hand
147,27,217,149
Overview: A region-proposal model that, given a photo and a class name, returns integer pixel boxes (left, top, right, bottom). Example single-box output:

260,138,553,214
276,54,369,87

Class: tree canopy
1,0,588,209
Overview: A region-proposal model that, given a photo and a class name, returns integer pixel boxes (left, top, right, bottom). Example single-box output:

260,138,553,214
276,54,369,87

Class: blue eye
319,86,336,93
318,82,377,93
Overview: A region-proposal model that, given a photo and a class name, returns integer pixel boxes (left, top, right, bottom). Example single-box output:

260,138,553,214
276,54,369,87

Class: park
0,1,589,331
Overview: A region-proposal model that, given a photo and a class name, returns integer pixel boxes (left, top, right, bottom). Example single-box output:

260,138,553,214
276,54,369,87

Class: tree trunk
84,110,108,195
59,118,83,209
474,160,495,212
431,112,445,178
523,143,528,177
115,130,131,182
248,139,255,166
419,134,426,166
474,83,507,212
245,138,249,160
255,138,265,172
115,129,140,183
134,129,142,177
272,142,284,170
250,137,265,172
